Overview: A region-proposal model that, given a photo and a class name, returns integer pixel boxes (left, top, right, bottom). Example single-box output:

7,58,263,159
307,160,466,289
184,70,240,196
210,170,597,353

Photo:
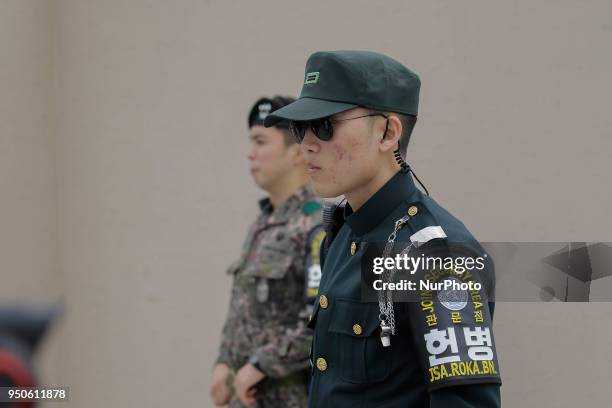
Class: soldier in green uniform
264,51,502,407
210,96,325,407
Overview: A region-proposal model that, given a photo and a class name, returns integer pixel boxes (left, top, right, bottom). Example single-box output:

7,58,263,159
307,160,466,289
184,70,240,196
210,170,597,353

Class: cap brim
263,97,357,127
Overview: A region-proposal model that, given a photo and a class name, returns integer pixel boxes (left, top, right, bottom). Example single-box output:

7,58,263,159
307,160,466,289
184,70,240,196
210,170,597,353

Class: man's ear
379,114,402,153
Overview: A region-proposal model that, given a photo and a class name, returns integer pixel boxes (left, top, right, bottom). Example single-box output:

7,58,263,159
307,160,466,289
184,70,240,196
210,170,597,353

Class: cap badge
304,72,320,85
257,102,272,120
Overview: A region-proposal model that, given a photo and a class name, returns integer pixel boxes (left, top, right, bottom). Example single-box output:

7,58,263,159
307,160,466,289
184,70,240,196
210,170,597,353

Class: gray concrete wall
1,1,611,406
0,0,62,397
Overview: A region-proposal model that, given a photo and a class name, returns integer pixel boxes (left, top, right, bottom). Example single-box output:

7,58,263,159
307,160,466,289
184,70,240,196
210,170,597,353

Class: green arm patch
302,200,322,216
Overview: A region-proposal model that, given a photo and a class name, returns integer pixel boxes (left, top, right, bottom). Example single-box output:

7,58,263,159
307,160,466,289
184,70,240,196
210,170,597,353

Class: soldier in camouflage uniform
209,96,324,408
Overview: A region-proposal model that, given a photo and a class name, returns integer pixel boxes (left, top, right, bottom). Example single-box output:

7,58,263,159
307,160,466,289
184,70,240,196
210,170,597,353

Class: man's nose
301,130,320,153
247,144,256,160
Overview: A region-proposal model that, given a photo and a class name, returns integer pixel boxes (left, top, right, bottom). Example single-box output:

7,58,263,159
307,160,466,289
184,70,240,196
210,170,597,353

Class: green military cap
264,50,420,127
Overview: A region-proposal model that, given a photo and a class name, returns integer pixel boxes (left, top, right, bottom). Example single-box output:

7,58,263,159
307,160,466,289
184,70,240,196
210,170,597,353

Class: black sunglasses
290,113,389,143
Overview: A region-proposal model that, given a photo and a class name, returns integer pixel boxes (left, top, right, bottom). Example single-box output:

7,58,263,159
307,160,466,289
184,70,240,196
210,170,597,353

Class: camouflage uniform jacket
216,184,325,408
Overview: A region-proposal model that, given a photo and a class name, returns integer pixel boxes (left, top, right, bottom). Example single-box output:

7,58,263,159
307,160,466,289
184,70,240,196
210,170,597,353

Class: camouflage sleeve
252,225,325,379
215,306,233,366
215,260,241,367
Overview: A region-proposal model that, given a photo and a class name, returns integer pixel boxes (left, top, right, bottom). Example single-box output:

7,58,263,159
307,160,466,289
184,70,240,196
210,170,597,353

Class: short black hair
396,113,417,159
371,112,417,158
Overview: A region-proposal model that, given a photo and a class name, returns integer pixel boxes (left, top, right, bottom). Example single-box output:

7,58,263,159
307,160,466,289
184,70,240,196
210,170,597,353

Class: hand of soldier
209,363,231,406
235,363,266,407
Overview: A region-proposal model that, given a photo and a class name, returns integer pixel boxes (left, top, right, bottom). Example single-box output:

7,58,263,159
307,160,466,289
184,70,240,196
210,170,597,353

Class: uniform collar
258,197,273,214
258,184,315,217
345,169,417,236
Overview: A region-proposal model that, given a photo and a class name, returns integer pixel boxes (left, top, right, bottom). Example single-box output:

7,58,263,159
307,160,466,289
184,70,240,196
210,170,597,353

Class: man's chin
310,181,341,198
251,175,269,191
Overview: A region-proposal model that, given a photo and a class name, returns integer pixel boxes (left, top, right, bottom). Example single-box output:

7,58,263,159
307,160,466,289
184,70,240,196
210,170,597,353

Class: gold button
319,295,328,309
350,241,357,255
316,357,328,371
352,324,363,335
408,206,418,216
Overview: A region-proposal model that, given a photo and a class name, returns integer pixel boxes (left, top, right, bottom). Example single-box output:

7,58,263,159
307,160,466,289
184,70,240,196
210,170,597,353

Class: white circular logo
437,277,469,311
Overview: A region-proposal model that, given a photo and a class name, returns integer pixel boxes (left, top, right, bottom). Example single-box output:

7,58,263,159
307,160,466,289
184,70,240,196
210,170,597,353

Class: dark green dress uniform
262,50,502,407
307,170,501,407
